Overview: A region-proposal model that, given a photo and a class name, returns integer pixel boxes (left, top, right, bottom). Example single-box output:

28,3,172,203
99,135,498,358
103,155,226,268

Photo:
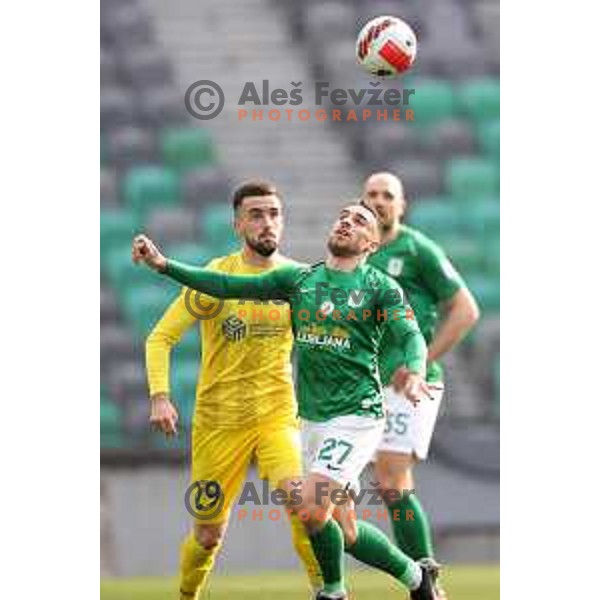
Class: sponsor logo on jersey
222,315,247,341
296,328,351,351
249,324,288,337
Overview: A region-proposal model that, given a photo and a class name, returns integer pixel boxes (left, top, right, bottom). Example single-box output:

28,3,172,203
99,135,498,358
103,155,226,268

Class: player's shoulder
204,252,239,272
273,254,309,270
402,224,446,256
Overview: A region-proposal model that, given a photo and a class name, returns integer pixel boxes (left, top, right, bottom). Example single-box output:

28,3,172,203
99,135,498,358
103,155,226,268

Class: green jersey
368,224,465,384
163,259,427,422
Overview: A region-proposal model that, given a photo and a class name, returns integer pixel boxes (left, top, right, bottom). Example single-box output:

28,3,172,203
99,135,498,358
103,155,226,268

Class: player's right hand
149,393,179,436
132,234,168,272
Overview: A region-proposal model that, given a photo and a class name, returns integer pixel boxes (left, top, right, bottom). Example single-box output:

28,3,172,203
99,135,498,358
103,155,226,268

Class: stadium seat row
101,165,232,213
404,77,500,126
101,126,218,172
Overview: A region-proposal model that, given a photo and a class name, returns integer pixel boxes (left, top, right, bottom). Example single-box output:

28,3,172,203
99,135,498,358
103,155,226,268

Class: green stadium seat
477,120,500,158
457,199,500,236
166,242,214,266
409,79,457,127
173,328,202,364
102,243,159,289
406,197,460,238
446,158,500,202
101,396,124,448
122,166,180,216
468,275,500,314
481,236,500,277
457,79,500,123
160,127,217,172
440,237,485,275
200,204,238,251
121,282,180,335
172,360,199,403
100,210,139,258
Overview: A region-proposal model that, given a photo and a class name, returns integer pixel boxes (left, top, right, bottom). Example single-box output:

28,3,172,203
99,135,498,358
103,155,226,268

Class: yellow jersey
145,251,298,429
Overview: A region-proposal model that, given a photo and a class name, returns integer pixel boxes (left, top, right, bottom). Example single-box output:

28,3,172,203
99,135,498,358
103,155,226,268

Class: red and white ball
356,16,417,78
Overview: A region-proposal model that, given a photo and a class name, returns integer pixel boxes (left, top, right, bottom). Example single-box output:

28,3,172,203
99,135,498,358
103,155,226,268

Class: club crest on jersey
222,315,247,342
387,257,404,277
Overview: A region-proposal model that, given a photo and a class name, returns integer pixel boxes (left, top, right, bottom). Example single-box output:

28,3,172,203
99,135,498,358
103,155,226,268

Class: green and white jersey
368,224,465,384
164,259,427,422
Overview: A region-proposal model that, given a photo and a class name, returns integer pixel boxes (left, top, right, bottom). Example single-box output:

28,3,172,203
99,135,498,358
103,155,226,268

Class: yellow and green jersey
162,259,427,422
146,252,299,429
368,224,466,384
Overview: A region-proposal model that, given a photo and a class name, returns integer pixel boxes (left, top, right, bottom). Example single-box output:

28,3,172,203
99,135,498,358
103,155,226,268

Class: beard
246,235,278,257
327,236,360,258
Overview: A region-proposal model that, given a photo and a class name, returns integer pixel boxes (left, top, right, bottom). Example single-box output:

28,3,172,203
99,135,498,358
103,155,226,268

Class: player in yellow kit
144,181,321,599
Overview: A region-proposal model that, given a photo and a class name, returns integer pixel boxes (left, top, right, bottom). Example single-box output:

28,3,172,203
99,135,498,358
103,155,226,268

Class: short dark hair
232,180,281,212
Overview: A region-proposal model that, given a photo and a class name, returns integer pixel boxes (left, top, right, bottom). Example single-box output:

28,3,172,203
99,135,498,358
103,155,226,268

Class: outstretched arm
132,234,300,300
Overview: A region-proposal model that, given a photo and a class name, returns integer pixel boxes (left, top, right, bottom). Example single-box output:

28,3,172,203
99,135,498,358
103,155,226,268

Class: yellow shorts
189,420,302,525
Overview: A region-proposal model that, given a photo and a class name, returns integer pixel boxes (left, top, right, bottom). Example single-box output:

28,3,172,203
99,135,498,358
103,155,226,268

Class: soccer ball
356,16,417,78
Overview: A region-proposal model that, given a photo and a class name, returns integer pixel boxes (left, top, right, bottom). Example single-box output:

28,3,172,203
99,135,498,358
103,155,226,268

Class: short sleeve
419,239,465,302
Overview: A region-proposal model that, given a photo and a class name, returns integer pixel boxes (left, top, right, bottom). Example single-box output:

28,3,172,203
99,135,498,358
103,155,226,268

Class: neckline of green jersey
323,262,366,280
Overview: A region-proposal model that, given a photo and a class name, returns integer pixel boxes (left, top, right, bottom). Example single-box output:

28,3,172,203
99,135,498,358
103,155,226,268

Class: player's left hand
391,365,411,391
393,368,433,406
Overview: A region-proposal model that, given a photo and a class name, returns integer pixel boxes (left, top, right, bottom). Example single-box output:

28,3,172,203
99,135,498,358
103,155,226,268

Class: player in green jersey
362,172,480,599
132,204,440,600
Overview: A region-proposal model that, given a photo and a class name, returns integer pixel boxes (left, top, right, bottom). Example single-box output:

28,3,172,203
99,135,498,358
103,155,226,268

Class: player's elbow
462,290,481,327
145,328,159,351
449,288,480,332
145,328,173,355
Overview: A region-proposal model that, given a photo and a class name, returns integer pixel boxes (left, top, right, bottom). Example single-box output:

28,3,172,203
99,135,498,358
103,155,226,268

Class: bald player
362,172,480,598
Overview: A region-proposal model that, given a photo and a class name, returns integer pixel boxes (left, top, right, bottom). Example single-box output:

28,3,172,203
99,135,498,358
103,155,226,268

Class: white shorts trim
301,414,385,491
377,385,444,460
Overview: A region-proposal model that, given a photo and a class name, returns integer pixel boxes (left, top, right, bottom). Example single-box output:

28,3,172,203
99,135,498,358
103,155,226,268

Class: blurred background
100,0,499,580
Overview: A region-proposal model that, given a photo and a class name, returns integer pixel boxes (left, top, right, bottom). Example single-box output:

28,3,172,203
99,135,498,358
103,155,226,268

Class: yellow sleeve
145,288,198,396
